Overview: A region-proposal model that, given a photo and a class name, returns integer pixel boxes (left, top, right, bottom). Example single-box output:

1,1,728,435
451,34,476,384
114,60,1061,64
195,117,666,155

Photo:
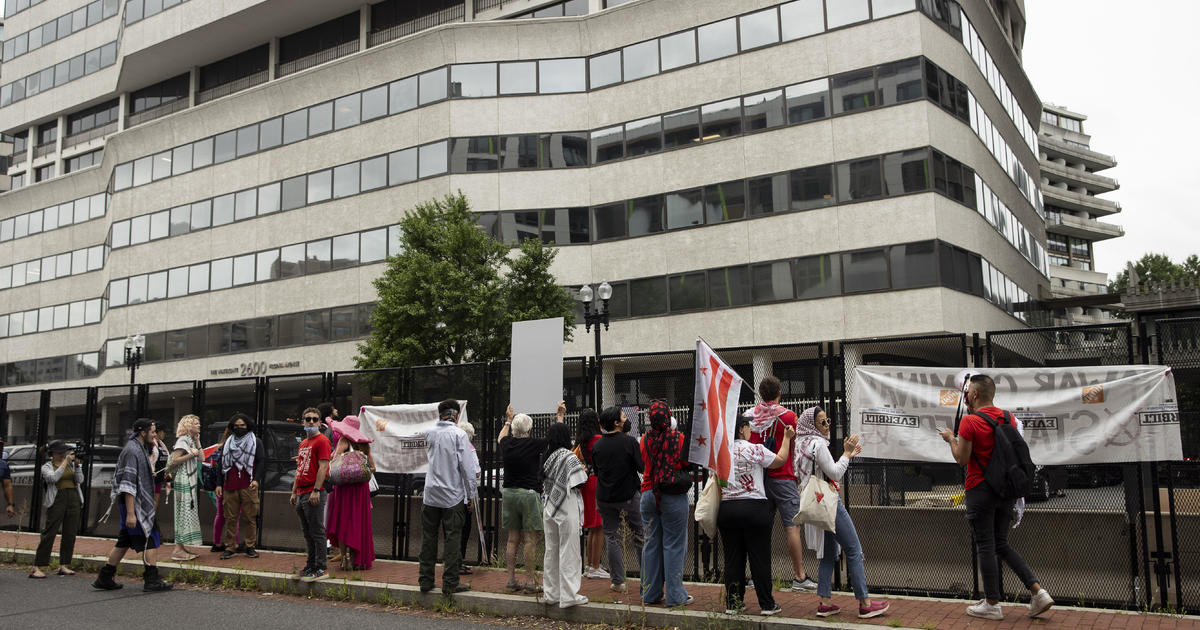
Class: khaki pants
223,487,259,548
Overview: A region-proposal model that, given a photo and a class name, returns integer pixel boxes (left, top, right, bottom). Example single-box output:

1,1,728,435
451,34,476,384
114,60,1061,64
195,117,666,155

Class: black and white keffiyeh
101,436,156,530
221,431,257,475
542,447,587,517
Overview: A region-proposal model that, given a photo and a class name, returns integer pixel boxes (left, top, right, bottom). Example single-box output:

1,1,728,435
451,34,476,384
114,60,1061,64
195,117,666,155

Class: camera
73,445,87,460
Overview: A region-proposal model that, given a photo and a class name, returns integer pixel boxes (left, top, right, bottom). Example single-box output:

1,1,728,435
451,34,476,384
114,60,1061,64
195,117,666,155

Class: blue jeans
818,501,869,600
639,491,689,606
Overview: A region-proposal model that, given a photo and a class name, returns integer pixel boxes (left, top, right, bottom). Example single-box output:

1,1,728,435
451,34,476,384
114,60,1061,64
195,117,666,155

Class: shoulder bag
329,448,372,486
794,443,838,532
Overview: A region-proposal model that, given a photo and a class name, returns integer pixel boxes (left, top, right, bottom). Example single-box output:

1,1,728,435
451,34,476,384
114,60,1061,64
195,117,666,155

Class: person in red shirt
940,374,1054,621
746,376,816,592
290,407,331,581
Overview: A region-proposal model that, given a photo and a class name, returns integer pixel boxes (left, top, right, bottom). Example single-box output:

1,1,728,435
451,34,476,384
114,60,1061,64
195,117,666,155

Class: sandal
28,569,47,579
57,567,76,575
170,553,198,562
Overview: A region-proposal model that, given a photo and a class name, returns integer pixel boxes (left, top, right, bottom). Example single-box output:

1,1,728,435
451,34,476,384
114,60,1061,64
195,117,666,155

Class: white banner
357,401,469,474
851,366,1181,464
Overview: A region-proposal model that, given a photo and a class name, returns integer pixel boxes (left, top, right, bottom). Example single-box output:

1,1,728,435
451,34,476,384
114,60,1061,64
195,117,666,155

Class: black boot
92,564,123,590
143,565,174,592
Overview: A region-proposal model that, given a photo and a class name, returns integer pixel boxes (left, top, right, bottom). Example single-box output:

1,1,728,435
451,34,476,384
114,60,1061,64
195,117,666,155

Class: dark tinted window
450,136,499,172
790,164,835,210
541,132,588,168
794,254,840,299
709,265,751,308
592,203,625,240
882,149,930,195
665,189,704,230
836,157,882,202
786,78,828,123
624,117,662,157
626,195,663,237
669,272,706,312
890,241,938,289
704,180,745,223
662,108,700,148
629,277,667,317
831,68,877,114
878,57,922,106
842,249,889,293
747,174,788,215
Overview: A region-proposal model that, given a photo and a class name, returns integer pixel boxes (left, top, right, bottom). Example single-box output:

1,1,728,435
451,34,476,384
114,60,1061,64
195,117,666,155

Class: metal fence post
28,390,52,533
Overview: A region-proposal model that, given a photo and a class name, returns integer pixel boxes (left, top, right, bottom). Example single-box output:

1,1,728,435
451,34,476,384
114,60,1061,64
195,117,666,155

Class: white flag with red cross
689,338,744,484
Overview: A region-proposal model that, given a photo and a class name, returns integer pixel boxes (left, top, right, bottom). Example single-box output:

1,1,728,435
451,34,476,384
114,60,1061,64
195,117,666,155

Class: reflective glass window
308,101,333,136
747,173,789,215
306,239,331,274
151,151,171,180
418,142,448,178
212,194,235,226
663,108,700,148
592,203,625,240
112,220,130,248
389,76,417,113
794,253,840,299
256,249,279,282
708,265,751,308
333,162,360,198
360,228,387,263
130,214,150,244
361,85,387,121
450,136,499,172
539,208,589,244
882,149,930,195
590,126,623,164
704,179,746,223
624,116,662,157
167,267,188,297
669,272,706,312
334,93,361,129
278,244,304,278
361,155,387,190
739,7,780,50
388,225,403,256
890,241,937,289
171,144,193,175
826,0,869,28
500,61,537,95
234,189,257,221
282,109,307,144
836,157,882,201
109,278,128,306
147,271,167,300
260,116,283,149
878,57,923,106
622,40,658,81
213,130,237,163
750,261,793,303
307,169,332,203
665,189,704,230
190,199,212,230
790,164,835,210
188,263,209,293
499,212,539,245
832,68,877,113
133,156,152,186
236,124,258,157
626,195,663,237
842,249,888,293
193,137,214,168
659,30,696,71
232,254,255,286
114,163,133,190
743,90,785,131
538,58,585,93
588,51,621,89
418,68,447,104
332,234,359,270
701,98,741,139
541,132,588,168
127,273,148,302
389,147,417,184
629,277,667,317
501,135,540,170
451,63,496,97
258,182,281,215
697,18,737,62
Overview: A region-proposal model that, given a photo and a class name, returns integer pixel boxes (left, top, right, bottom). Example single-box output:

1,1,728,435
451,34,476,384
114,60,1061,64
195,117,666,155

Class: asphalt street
0,567,510,630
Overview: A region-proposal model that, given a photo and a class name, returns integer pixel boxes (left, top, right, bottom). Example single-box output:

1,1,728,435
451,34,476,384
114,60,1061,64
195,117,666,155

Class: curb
3,546,920,630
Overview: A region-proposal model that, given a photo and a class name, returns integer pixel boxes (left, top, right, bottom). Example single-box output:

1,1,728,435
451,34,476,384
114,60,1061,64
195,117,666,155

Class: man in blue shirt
418,399,480,596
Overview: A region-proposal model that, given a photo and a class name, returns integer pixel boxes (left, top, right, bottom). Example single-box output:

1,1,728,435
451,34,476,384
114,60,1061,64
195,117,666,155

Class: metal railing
368,4,466,47
11,150,28,167
277,40,360,78
196,70,269,105
33,143,55,159
63,122,119,149
127,98,190,128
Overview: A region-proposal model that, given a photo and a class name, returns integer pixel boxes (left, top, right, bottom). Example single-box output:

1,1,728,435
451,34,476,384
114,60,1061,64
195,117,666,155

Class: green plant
325,582,351,601
433,594,457,614
921,622,939,630
886,618,903,628
375,589,397,606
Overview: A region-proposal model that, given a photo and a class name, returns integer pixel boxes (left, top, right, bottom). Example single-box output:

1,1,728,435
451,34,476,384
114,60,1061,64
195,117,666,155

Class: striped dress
172,435,203,545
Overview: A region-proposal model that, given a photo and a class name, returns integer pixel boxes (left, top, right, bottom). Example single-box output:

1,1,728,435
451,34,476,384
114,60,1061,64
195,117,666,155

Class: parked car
3,443,121,489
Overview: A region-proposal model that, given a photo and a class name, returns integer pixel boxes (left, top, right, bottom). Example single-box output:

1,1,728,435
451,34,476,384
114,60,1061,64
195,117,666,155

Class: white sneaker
560,595,588,609
1029,590,1054,617
610,582,628,593
967,599,1004,620
584,566,611,580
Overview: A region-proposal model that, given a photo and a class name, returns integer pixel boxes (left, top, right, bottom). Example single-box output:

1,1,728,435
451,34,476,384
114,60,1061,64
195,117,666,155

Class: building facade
0,0,1047,399
1038,103,1123,325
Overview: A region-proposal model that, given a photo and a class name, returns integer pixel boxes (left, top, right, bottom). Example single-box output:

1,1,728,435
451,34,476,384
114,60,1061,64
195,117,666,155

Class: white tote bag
694,474,721,538
793,444,837,532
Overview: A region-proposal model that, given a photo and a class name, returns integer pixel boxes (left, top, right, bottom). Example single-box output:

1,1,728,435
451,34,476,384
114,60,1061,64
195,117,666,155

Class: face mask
232,426,249,438
304,426,320,436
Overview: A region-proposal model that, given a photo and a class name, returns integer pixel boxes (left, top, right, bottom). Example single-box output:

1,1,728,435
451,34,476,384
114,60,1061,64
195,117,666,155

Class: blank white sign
510,317,564,414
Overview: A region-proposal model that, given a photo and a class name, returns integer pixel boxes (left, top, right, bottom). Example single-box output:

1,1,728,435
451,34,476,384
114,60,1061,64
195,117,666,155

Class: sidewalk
4,531,1196,630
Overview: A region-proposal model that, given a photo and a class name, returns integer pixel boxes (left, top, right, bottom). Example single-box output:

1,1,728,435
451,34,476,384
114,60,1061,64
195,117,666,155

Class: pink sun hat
330,415,372,444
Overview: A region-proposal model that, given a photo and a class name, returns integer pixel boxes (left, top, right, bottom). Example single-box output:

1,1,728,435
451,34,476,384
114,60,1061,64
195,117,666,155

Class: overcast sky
1021,1,1200,281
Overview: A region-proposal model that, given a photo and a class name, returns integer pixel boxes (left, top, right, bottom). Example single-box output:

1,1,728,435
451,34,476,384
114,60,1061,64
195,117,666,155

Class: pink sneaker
817,603,841,617
859,600,890,619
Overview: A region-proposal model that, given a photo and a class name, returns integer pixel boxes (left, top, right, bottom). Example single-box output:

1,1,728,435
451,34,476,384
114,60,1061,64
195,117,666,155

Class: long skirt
326,481,375,569
172,476,203,545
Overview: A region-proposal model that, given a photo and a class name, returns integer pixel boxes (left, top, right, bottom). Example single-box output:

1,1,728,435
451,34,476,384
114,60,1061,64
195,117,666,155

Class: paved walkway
4,531,1197,630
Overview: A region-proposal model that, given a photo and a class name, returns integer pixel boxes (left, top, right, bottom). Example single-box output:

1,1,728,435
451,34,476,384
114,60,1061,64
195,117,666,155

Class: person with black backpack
939,374,1054,621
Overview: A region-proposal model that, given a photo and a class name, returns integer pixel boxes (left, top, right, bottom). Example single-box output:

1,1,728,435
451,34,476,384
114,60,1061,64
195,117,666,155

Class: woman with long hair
573,408,607,579
29,441,84,578
638,400,692,607
541,422,589,608
796,406,889,619
325,415,376,570
169,414,204,560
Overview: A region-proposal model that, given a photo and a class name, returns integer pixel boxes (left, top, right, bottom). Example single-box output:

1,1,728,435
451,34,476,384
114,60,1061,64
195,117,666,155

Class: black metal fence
3,321,1199,612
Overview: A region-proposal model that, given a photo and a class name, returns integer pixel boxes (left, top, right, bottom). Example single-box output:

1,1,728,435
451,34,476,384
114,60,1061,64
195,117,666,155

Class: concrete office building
1038,103,1123,325
0,0,1049,406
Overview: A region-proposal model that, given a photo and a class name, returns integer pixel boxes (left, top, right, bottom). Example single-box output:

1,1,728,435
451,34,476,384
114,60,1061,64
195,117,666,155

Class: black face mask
232,427,249,438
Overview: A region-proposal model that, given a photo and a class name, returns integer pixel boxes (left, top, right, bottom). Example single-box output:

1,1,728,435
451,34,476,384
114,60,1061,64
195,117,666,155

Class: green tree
1109,253,1200,294
355,193,575,369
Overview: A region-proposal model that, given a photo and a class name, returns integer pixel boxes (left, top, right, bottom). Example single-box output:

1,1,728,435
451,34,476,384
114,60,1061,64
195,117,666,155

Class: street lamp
578,281,612,408
124,333,146,385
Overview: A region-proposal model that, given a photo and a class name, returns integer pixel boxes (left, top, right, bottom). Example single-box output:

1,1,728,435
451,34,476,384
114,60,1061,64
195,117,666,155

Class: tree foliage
356,193,576,369
1110,253,1200,294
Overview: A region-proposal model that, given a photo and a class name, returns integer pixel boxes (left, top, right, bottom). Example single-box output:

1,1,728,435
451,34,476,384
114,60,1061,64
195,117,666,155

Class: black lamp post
578,281,612,408
124,334,145,417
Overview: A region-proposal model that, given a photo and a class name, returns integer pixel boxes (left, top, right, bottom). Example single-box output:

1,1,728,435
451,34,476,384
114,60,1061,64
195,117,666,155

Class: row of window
107,225,402,308
509,0,587,19
2,0,45,19
0,301,376,386
123,0,190,26
109,0,919,192
965,71,1039,214
0,244,107,291
0,193,107,243
559,239,1029,324
64,148,104,174
68,99,120,137
1041,111,1082,134
1,0,119,62
952,1,1037,157
1,297,105,339
0,41,119,108
971,172,1049,278
129,73,188,116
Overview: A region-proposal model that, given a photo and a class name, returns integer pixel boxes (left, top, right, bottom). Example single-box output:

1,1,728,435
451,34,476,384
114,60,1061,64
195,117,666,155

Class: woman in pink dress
325,415,376,571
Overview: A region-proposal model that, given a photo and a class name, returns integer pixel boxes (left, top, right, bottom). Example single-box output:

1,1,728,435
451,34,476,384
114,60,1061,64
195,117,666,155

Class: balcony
63,121,119,149
1040,160,1119,194
1039,134,1116,172
277,40,359,79
1040,185,1121,217
11,150,28,167
127,98,191,128
196,70,270,105
1045,212,1124,241
368,4,465,47
33,143,56,160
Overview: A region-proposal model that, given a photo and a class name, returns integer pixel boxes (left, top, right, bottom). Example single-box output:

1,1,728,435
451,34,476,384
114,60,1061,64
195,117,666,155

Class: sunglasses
817,419,830,427
303,416,320,421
